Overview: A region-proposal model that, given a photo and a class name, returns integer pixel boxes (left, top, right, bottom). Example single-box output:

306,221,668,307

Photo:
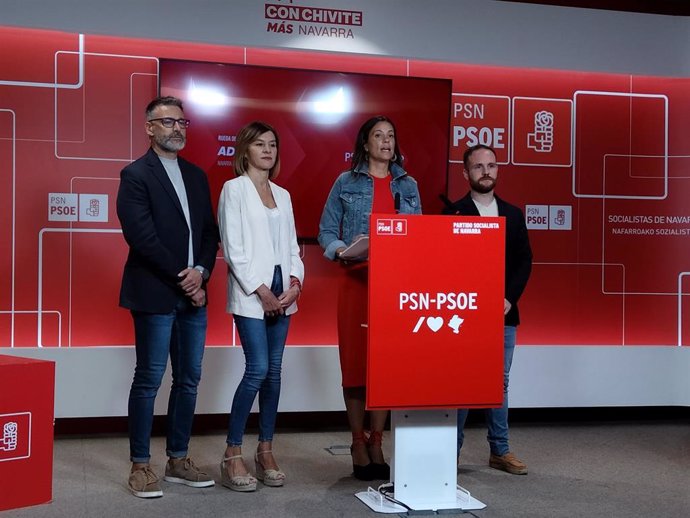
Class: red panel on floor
0,355,55,510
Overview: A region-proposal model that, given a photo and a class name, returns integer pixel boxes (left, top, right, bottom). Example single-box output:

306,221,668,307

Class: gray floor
4,421,690,518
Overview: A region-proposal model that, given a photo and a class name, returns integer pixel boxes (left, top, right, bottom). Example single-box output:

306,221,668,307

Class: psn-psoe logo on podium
0,412,31,462
399,292,479,336
376,218,407,236
413,314,465,335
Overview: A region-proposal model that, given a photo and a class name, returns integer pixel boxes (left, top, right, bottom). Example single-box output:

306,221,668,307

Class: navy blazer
117,148,219,313
443,192,532,326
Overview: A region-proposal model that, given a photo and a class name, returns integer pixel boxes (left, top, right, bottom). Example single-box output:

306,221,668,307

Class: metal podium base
355,485,486,514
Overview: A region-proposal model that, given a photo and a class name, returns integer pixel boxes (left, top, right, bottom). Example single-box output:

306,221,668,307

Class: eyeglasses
147,117,191,128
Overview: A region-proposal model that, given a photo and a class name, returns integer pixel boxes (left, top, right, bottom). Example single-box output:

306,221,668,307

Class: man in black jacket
443,144,532,475
117,96,219,497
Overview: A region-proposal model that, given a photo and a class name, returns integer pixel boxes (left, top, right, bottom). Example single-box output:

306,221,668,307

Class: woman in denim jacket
318,115,421,481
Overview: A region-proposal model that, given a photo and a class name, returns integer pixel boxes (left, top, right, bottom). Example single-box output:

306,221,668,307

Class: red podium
359,214,505,512
0,355,55,511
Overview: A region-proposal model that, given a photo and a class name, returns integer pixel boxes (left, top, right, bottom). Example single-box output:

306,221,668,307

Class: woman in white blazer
217,121,304,492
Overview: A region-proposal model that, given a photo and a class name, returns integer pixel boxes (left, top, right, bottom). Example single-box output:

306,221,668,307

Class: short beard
469,176,496,194
155,132,185,153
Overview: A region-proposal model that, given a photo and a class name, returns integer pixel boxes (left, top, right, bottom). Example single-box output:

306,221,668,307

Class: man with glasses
117,96,219,497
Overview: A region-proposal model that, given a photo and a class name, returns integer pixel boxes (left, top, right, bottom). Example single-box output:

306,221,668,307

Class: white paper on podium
340,235,369,260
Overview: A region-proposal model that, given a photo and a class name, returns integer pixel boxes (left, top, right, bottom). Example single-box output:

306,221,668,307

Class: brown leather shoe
489,452,528,475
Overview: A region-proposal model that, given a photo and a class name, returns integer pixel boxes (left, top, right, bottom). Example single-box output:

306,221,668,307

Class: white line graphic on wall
572,90,669,200
54,51,159,162
0,34,84,89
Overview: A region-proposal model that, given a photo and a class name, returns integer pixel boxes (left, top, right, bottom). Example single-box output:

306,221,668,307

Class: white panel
510,346,690,407
1,346,688,417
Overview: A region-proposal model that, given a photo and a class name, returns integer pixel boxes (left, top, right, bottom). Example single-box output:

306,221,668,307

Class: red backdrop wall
1,26,688,349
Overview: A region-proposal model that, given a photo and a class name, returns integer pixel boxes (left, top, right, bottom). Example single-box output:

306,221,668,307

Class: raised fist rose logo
527,110,554,152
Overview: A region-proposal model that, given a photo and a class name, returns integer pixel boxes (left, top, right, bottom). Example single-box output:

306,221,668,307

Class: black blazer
443,192,532,326
117,148,219,313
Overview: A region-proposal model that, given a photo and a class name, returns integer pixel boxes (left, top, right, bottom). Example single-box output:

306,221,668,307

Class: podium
357,214,505,512
0,355,55,511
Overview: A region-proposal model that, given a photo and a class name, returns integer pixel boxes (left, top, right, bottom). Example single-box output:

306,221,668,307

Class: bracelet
289,276,302,293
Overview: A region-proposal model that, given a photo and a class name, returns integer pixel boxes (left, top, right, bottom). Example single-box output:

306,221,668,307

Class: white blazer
217,175,305,319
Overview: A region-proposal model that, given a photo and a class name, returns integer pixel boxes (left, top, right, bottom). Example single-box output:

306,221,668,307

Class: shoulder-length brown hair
350,115,403,172
233,121,281,179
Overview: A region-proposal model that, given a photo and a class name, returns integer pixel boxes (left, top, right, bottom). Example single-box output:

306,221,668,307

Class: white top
217,175,305,319
159,155,193,267
473,197,499,218
265,205,281,258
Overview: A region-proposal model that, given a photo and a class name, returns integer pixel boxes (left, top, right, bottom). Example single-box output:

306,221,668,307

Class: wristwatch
194,265,209,281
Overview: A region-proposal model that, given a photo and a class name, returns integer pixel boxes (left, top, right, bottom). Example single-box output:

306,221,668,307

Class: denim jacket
318,162,422,260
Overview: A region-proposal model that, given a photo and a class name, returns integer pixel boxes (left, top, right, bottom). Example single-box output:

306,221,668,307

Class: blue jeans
227,266,291,446
457,325,516,456
128,298,207,463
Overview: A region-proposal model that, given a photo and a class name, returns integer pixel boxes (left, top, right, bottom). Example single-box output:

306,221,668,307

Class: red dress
338,175,394,387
